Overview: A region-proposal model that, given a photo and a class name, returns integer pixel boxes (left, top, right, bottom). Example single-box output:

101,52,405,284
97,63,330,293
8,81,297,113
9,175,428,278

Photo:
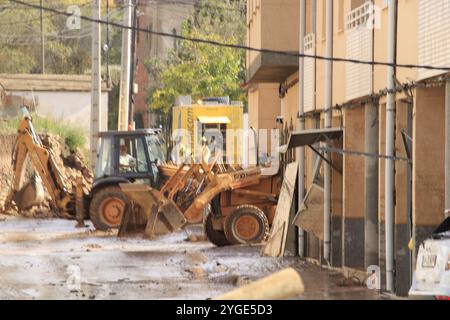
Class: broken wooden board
293,183,324,240
262,162,298,258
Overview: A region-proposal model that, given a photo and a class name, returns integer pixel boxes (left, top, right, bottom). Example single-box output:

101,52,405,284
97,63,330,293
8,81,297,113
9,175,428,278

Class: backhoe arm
3,108,75,215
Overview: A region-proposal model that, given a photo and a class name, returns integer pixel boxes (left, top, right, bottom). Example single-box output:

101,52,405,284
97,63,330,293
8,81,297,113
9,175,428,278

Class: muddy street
0,215,379,300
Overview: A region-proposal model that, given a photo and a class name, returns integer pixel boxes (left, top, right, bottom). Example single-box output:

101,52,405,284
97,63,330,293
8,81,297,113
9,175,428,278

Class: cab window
147,135,166,164
119,137,149,173
95,136,113,178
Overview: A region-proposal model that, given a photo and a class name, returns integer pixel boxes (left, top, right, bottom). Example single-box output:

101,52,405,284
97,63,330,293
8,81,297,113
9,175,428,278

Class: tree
0,0,119,74
147,0,247,122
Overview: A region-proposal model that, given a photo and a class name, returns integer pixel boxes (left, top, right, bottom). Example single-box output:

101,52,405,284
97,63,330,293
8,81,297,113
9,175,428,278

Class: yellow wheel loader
117,138,283,246
117,154,277,243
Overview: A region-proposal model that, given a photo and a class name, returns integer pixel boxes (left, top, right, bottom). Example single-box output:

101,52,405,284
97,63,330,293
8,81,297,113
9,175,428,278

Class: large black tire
224,205,269,245
204,212,230,247
89,186,130,231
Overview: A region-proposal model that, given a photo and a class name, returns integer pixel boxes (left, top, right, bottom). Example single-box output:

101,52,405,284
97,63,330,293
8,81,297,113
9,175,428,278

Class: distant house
0,73,109,139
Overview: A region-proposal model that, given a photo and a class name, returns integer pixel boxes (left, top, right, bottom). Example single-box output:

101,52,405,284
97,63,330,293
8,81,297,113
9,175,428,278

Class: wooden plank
262,162,298,258
293,183,324,240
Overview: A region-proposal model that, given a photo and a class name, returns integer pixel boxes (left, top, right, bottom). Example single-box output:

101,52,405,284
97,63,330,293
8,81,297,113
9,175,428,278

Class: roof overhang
0,74,110,92
246,52,299,84
283,128,343,151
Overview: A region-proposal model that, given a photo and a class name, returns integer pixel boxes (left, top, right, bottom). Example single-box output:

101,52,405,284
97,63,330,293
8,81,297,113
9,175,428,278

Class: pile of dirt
0,133,92,218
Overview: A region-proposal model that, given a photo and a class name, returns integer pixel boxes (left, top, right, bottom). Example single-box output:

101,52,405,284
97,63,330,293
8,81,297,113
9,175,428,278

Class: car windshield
147,135,166,164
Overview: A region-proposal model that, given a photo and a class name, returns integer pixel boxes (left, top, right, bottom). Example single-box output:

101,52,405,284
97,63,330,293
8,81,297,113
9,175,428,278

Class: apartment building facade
247,0,450,296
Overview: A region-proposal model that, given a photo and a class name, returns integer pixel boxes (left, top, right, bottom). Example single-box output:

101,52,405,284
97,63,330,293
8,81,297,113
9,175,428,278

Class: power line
10,0,450,72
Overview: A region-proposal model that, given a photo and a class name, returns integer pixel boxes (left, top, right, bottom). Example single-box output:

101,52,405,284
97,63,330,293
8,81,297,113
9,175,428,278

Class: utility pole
118,0,134,131
91,0,102,168
297,0,306,258
106,0,110,84
129,1,138,129
323,0,333,264
385,0,397,293
40,0,45,74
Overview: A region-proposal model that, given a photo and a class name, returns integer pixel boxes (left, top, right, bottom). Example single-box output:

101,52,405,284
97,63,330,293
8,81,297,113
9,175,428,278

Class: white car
409,218,450,300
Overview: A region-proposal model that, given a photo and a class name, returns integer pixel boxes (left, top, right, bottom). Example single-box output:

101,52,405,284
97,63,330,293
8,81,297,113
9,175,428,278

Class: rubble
186,266,206,279
0,133,92,218
186,252,208,265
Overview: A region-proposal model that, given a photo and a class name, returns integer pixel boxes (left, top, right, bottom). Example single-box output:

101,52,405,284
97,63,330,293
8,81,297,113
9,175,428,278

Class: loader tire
204,212,230,247
224,205,269,245
89,186,130,231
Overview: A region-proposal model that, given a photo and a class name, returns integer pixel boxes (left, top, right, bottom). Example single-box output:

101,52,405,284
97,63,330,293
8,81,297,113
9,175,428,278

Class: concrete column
394,101,412,296
297,0,306,257
343,108,365,268
385,0,397,293
323,0,333,263
365,102,379,268
445,79,450,218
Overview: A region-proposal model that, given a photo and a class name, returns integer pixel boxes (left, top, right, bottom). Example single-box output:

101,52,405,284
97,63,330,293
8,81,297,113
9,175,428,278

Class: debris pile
40,134,93,196
0,133,92,217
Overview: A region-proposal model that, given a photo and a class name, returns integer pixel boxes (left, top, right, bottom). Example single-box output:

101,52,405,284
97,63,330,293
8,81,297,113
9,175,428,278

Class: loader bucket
13,175,45,211
118,184,187,239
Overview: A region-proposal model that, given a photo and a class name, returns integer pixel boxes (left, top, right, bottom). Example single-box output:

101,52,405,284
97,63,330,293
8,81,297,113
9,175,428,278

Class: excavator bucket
12,174,45,211
118,184,187,239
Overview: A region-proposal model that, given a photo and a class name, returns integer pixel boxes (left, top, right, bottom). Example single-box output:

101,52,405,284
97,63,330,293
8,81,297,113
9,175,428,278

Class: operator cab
95,130,166,188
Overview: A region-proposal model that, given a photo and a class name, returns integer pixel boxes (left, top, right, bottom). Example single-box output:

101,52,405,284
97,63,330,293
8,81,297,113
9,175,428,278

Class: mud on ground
0,216,379,300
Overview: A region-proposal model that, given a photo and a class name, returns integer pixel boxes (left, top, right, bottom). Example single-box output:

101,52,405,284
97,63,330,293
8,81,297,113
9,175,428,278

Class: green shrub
0,114,87,152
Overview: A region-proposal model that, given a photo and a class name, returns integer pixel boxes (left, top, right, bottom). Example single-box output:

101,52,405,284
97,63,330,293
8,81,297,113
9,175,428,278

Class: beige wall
343,107,365,219
413,87,446,226
248,83,281,130
282,72,300,126
247,0,299,70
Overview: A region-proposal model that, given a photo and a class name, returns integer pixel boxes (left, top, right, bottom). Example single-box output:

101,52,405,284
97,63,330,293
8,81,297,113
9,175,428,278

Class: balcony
246,0,299,84
246,52,299,83
417,0,450,80
304,33,316,112
345,2,373,101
